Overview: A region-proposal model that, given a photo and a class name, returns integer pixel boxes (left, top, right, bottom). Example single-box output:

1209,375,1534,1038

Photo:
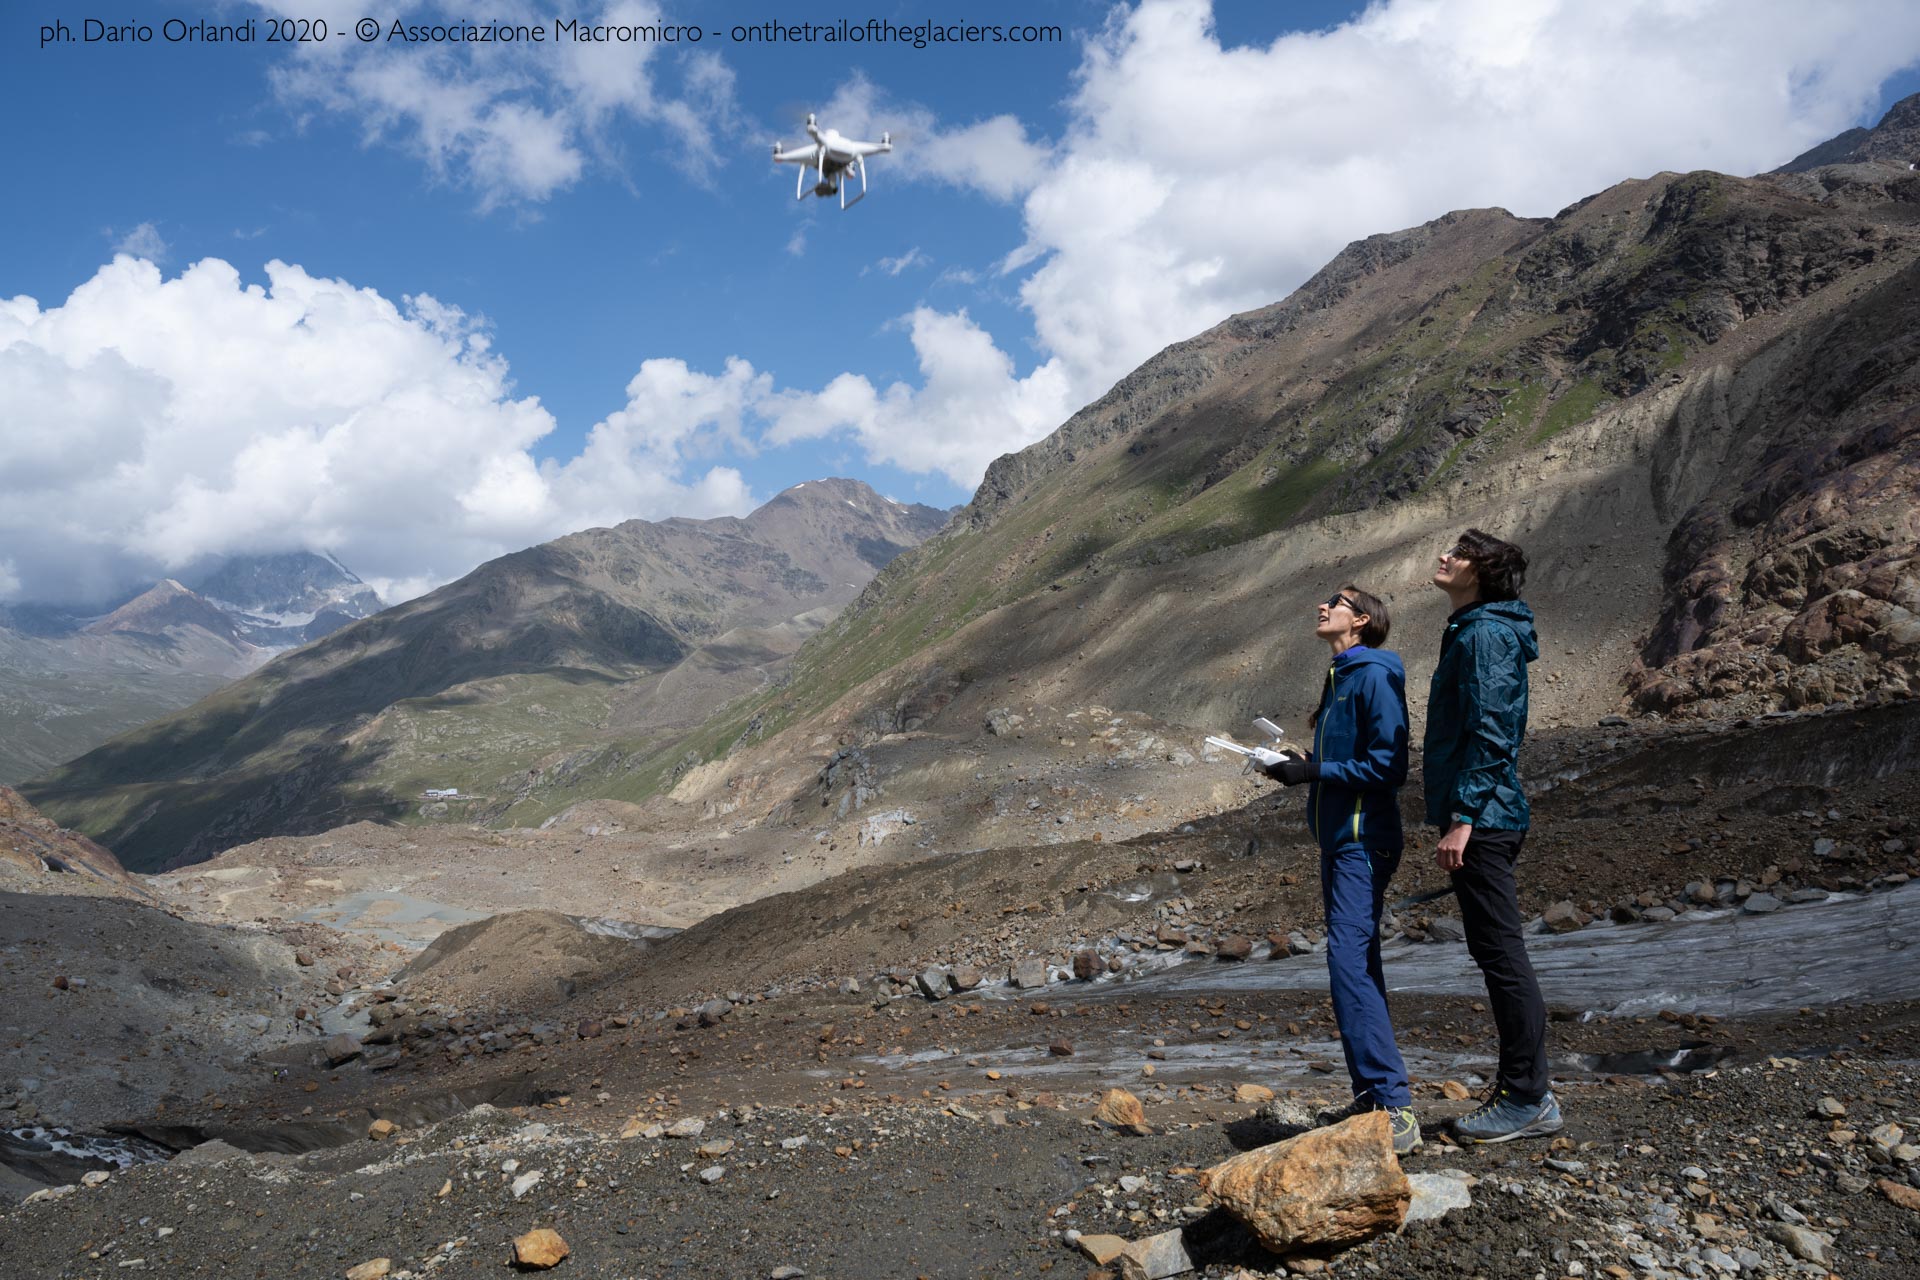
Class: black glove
1270,756,1319,786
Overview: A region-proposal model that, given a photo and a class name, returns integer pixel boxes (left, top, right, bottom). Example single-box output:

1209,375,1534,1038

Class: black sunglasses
1324,593,1358,613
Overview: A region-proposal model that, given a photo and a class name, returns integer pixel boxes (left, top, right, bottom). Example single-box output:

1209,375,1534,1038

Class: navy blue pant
1321,841,1411,1109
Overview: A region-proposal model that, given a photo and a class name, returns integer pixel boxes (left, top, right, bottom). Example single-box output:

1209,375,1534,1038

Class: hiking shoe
1387,1106,1422,1155
1450,1088,1563,1144
1314,1095,1378,1126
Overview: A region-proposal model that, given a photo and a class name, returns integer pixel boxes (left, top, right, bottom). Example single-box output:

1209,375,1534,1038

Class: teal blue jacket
1303,646,1409,852
1422,600,1537,831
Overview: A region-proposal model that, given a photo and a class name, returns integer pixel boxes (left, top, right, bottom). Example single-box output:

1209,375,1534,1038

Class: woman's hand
1435,820,1472,870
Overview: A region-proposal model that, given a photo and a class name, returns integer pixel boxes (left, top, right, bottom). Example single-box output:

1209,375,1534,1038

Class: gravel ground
3,1053,1915,1279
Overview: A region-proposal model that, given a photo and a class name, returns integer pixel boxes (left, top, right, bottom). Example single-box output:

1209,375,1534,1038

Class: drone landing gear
841,155,867,210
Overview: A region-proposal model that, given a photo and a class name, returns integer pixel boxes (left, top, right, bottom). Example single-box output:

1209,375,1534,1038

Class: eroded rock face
1627,266,1920,719
1197,1110,1410,1253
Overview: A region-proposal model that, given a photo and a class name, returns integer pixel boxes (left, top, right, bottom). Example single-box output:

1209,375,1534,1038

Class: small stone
511,1228,569,1270
367,1119,397,1141
1049,1039,1074,1057
1403,1171,1474,1223
1740,893,1781,914
1440,1080,1471,1101
769,1269,806,1280
1878,1178,1920,1211
666,1118,707,1139
1234,1083,1275,1105
1010,958,1049,989
1116,1228,1194,1280
345,1261,391,1280
1073,950,1101,981
698,1165,725,1184
915,969,950,1001
1814,1096,1847,1119
1076,1234,1131,1265
1542,900,1586,932
511,1170,544,1199
1095,1088,1151,1135
696,1139,735,1158
324,1034,363,1067
1765,1223,1833,1266
80,1170,111,1188
1215,936,1253,961
780,1136,809,1150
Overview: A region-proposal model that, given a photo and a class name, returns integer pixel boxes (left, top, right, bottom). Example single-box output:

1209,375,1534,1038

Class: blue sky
2,0,1916,603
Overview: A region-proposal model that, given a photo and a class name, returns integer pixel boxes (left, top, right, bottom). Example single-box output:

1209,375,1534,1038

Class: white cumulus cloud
0,256,756,605
768,0,1920,492
260,0,737,209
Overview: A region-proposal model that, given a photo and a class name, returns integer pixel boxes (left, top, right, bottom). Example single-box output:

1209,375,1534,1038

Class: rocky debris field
3,1052,1916,1279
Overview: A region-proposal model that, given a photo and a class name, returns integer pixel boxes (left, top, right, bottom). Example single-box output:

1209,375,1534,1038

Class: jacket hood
1332,645,1405,678
1455,599,1539,662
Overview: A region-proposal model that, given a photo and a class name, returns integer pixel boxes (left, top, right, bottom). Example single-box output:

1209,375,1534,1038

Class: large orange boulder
1197,1110,1410,1253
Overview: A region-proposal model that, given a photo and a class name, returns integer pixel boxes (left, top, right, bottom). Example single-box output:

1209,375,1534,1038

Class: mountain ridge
24,479,949,868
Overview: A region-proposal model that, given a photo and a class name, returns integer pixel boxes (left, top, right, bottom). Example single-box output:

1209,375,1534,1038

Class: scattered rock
345,1260,391,1280
294,951,316,967
1010,958,1049,989
511,1228,570,1270
698,1165,726,1184
511,1170,544,1199
1764,1223,1834,1266
1234,1083,1276,1105
1049,1038,1074,1057
1197,1110,1411,1252
1814,1096,1847,1120
915,968,950,1001
1095,1088,1152,1135
666,1118,707,1139
1402,1171,1474,1224
1542,900,1587,932
1214,936,1253,961
80,1170,110,1188
1741,893,1782,914
1116,1229,1194,1280
1878,1178,1920,1212
1073,950,1101,981
1440,1081,1471,1101
367,1119,397,1141
325,1034,363,1067
1076,1234,1132,1266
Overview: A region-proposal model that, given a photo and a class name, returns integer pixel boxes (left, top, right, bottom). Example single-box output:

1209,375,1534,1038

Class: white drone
773,113,893,210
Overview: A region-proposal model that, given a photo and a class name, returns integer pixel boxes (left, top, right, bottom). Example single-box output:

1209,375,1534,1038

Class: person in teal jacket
1424,527,1561,1144
1260,584,1419,1155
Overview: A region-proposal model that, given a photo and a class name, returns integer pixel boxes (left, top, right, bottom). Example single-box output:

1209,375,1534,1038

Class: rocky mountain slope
24,480,947,870
0,554,385,785
627,95,1920,847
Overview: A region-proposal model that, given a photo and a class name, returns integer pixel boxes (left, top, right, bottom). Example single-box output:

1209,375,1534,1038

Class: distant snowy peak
187,551,385,648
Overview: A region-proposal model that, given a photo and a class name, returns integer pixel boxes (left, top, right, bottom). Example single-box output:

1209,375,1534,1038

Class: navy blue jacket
1295,645,1409,853
1422,600,1538,831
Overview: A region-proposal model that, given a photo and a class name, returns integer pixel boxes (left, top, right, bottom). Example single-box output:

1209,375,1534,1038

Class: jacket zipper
1314,663,1333,840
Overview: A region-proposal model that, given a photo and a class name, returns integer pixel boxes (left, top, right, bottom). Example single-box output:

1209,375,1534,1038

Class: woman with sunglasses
1258,585,1419,1154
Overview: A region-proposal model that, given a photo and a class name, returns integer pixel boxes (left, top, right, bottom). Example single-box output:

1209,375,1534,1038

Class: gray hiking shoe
1387,1106,1422,1155
1314,1095,1378,1126
1450,1088,1563,1144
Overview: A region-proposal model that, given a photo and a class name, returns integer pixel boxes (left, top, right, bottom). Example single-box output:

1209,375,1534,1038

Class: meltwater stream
1103,881,1920,1018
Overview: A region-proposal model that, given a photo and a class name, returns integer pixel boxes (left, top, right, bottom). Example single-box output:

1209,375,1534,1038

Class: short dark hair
1453,528,1527,602
1342,584,1390,648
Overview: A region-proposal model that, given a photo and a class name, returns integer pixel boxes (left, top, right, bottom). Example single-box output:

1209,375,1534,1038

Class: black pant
1449,827,1550,1101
